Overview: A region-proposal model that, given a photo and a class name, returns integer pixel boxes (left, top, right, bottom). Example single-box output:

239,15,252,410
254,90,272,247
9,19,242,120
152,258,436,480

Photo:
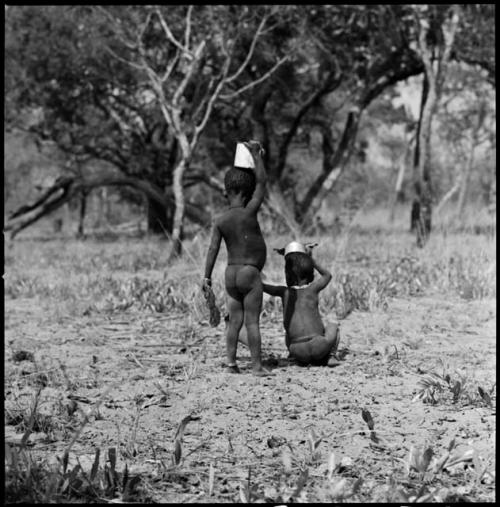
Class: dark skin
262,252,340,366
203,141,273,376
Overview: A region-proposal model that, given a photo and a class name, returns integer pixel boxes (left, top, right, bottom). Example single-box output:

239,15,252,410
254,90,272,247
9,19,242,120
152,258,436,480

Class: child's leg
243,284,265,374
324,322,340,356
289,325,340,366
311,324,341,366
236,266,273,376
225,266,244,373
238,325,249,347
323,321,341,365
225,295,243,372
288,338,315,364
224,314,249,347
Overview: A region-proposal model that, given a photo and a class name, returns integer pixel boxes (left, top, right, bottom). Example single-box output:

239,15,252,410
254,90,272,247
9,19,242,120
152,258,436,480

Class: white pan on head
284,241,307,256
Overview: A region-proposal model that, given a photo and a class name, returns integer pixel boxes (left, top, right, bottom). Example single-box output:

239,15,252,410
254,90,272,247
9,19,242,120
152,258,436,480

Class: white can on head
234,142,255,169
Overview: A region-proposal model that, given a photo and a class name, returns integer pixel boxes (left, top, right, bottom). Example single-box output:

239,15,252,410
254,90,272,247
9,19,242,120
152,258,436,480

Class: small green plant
5,445,146,503
412,362,495,407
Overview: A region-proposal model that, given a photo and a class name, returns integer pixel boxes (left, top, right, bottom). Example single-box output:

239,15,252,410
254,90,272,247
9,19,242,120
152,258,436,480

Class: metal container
234,142,255,169
284,241,307,256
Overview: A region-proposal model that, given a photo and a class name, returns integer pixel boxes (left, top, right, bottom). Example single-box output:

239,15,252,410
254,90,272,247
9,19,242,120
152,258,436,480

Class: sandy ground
4,292,496,502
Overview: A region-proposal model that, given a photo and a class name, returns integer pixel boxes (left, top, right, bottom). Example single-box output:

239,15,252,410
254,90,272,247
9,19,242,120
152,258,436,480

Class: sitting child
203,141,273,376
262,241,340,366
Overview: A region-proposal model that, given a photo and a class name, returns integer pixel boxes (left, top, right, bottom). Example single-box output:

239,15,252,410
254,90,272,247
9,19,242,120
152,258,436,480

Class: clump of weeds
412,360,496,407
5,444,149,503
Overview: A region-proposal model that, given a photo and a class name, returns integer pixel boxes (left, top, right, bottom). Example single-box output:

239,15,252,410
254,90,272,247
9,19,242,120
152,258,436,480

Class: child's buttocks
225,264,262,298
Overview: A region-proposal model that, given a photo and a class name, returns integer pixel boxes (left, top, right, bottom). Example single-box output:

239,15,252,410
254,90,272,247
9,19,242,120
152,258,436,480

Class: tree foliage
4,4,495,242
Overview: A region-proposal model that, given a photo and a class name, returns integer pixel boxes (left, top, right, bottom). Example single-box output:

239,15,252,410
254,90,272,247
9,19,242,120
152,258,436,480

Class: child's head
224,168,256,204
285,252,314,287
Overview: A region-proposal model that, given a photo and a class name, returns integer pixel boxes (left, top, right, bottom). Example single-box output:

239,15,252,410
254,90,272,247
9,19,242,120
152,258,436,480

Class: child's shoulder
213,208,236,227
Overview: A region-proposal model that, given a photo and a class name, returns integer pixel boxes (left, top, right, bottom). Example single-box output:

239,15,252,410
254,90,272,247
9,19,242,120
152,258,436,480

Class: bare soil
5,289,496,502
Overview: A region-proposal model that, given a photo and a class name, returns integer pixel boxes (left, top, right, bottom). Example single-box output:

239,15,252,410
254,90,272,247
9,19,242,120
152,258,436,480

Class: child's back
216,207,266,270
282,284,325,343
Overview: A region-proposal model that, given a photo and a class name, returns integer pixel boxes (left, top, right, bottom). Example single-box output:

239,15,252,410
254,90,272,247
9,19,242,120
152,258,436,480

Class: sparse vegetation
4,211,495,502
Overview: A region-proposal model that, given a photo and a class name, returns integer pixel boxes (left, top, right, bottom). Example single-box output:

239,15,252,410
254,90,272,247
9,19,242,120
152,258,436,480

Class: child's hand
202,277,212,291
305,243,318,256
243,140,265,159
201,278,220,327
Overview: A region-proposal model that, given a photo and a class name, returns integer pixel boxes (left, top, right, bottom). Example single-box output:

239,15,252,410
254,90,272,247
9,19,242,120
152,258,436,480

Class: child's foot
332,330,340,354
226,364,240,373
326,357,342,367
334,348,349,361
263,356,279,368
252,367,275,377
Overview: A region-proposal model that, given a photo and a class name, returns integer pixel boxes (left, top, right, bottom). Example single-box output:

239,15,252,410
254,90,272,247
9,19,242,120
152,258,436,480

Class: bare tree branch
184,5,193,49
96,6,137,50
415,11,435,81
155,7,193,60
142,65,175,127
172,40,206,107
191,76,216,123
220,55,289,100
275,69,343,179
103,44,145,71
161,50,181,83
137,10,153,44
8,177,72,219
191,62,231,148
225,15,269,84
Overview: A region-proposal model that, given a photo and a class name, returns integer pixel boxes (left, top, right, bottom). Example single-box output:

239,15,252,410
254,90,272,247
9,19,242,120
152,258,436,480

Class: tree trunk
77,190,87,238
487,177,496,215
412,5,460,246
412,69,435,246
456,146,474,219
250,86,273,174
297,108,361,225
457,100,486,217
416,75,434,246
5,173,211,239
102,187,111,225
411,71,429,233
390,131,412,222
168,157,188,261
435,178,461,215
147,196,173,234
266,184,301,237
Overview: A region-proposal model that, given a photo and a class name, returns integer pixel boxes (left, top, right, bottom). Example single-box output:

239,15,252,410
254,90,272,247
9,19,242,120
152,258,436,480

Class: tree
434,76,492,218
5,6,181,234
5,5,292,250
208,5,427,228
5,5,494,243
98,6,291,258
410,5,460,246
453,4,495,86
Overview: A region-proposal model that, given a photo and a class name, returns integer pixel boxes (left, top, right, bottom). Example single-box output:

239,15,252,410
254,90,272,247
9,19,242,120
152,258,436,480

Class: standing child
263,241,341,366
203,141,273,376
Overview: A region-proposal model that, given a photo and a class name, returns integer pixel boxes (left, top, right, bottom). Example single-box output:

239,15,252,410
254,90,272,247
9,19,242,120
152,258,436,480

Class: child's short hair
285,252,314,287
224,168,256,204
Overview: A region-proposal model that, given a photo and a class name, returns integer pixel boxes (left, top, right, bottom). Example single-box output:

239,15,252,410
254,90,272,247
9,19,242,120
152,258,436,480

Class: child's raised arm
310,257,332,292
244,141,267,213
203,221,222,286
